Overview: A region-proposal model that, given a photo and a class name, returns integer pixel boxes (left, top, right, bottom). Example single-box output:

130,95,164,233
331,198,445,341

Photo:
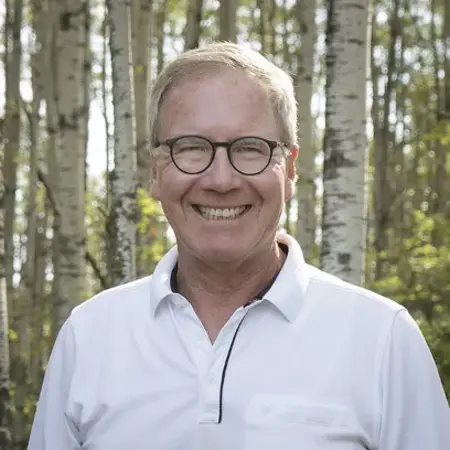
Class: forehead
158,69,277,139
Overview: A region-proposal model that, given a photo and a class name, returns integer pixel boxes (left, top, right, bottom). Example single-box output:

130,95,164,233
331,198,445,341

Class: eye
232,139,270,155
173,138,211,154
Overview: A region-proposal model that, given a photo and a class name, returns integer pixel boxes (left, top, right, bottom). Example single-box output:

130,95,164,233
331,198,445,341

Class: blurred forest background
0,0,449,448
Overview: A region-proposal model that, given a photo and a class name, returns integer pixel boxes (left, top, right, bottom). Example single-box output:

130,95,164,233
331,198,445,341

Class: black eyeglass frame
154,135,289,176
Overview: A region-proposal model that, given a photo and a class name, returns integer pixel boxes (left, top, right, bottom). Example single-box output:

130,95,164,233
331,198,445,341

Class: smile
193,205,251,220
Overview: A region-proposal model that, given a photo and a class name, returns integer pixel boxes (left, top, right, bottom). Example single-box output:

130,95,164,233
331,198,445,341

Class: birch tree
52,0,88,329
107,0,137,285
294,0,317,262
185,0,203,50
3,0,23,304
219,0,237,42
131,0,153,191
372,0,399,278
320,0,369,285
0,128,11,450
131,0,154,277
40,0,63,339
155,0,169,74
430,0,449,223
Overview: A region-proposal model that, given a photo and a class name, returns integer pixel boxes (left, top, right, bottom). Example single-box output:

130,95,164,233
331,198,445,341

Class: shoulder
68,275,154,331
307,265,404,315
305,265,406,342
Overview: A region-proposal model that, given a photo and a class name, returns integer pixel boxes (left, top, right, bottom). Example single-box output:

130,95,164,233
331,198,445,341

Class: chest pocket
244,394,367,450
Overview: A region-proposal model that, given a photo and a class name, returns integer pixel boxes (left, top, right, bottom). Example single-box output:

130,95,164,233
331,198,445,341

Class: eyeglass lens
171,137,272,174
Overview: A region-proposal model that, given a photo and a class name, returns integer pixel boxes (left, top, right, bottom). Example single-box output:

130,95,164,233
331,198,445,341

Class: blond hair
148,42,298,170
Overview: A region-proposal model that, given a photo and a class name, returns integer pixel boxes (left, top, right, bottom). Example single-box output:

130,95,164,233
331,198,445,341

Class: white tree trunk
320,0,369,285
131,0,154,277
107,0,137,285
219,0,237,42
53,0,87,329
131,0,153,191
295,0,317,262
0,151,12,450
3,0,23,308
41,0,63,340
185,0,203,50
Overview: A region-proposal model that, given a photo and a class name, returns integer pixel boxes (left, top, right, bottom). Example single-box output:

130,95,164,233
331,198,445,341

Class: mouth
192,205,252,221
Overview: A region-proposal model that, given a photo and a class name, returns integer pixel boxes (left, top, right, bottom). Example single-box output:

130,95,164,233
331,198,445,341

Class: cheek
255,169,286,209
158,168,198,206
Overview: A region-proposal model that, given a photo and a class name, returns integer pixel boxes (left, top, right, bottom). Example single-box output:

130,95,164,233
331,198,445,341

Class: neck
175,240,285,340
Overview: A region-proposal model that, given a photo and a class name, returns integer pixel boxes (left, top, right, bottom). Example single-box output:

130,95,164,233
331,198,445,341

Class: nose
200,146,239,192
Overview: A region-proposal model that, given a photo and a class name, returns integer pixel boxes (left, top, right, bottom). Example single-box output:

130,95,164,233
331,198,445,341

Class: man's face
151,69,297,263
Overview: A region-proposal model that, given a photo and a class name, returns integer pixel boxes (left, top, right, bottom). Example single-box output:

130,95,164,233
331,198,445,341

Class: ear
284,144,298,202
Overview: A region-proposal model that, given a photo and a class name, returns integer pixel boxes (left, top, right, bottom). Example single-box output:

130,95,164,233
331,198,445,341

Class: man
29,43,449,450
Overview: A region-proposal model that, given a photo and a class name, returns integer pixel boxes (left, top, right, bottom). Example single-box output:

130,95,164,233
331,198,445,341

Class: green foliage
367,211,450,398
136,188,169,273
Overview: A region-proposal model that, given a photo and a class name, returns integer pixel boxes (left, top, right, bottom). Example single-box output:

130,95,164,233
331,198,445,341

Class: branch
85,250,109,290
38,168,109,289
37,168,60,219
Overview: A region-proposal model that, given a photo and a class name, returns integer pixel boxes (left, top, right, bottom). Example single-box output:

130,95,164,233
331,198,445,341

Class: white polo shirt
28,233,450,450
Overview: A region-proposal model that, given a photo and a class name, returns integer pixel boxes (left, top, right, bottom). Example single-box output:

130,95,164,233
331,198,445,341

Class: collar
149,233,310,322
169,245,287,300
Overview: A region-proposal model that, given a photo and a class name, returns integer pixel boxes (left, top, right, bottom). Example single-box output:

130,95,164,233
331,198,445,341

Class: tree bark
373,0,400,278
0,132,12,450
131,0,155,277
185,0,203,50
219,0,237,42
155,0,169,74
3,0,23,313
294,0,316,263
431,0,449,219
52,0,87,331
107,0,138,286
320,0,369,285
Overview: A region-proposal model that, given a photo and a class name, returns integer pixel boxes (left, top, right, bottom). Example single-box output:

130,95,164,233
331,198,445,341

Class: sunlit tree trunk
131,0,153,192
4,2,24,445
107,0,137,285
219,0,237,42
82,0,91,192
156,0,169,74
320,0,369,285
256,0,266,53
41,0,62,342
132,0,154,277
53,0,87,330
0,135,12,450
18,0,45,373
100,11,114,281
430,0,449,223
3,0,23,312
29,207,49,394
372,0,399,279
26,0,49,402
294,0,316,262
185,0,203,50
268,0,276,56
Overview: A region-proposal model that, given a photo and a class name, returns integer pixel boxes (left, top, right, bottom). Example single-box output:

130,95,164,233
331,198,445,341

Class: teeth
197,206,247,220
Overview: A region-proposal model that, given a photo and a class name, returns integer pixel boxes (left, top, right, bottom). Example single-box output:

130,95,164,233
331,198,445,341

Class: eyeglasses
154,135,288,176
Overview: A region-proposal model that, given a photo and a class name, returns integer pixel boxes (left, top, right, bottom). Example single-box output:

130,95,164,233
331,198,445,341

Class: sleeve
379,309,450,449
28,317,82,450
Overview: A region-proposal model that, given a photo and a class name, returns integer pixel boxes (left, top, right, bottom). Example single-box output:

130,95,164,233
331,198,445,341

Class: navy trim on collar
170,243,289,303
